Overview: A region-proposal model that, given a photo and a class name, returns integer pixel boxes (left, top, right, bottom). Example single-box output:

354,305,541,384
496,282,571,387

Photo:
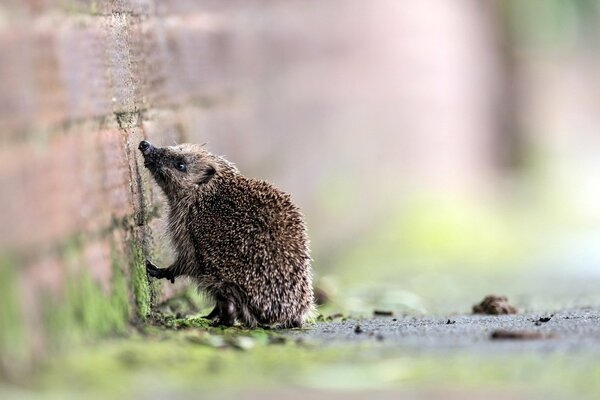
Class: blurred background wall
1,0,600,375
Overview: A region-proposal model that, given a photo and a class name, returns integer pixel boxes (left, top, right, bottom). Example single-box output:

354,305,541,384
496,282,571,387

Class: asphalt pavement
288,308,600,354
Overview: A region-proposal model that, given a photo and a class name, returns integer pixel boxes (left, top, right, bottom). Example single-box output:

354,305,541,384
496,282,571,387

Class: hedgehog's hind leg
286,318,303,329
219,300,236,327
275,318,303,329
210,295,236,327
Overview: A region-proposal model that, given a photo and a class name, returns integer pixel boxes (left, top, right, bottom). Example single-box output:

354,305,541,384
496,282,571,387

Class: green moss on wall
0,231,161,371
42,239,132,349
130,244,152,321
0,255,27,376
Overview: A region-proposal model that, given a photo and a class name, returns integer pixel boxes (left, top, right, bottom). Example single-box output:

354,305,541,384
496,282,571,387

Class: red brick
31,26,69,127
0,126,138,252
127,13,237,107
0,28,36,136
58,19,112,120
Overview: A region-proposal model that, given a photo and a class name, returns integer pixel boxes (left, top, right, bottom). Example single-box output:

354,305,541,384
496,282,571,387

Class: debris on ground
354,324,364,334
473,295,518,315
373,310,394,316
316,313,347,322
490,329,554,340
316,314,330,322
534,316,553,325
446,319,456,325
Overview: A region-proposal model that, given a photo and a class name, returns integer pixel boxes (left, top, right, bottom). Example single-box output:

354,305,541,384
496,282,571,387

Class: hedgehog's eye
174,161,187,172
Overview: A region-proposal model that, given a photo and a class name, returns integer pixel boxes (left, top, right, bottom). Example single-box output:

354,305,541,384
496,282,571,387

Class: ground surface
2,307,600,400
293,308,600,354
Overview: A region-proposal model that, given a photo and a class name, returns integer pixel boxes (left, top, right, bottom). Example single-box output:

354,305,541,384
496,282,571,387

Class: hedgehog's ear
197,165,216,185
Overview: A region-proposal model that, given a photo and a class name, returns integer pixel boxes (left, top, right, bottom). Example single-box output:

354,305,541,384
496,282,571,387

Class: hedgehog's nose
138,140,153,154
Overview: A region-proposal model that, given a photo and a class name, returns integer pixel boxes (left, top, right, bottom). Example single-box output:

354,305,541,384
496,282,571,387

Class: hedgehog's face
138,140,233,197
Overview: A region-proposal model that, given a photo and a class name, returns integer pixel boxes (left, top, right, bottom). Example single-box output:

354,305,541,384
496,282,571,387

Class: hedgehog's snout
139,140,161,172
138,140,154,155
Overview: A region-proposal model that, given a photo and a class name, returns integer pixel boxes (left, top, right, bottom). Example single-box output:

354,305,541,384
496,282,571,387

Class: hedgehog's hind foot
288,319,303,329
279,318,303,329
210,297,236,327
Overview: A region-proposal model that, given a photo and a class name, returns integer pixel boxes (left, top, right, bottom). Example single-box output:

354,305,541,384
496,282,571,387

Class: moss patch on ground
1,323,599,400
149,313,212,330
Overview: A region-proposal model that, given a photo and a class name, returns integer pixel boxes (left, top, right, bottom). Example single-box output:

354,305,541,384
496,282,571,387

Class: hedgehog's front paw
145,260,161,277
145,260,175,283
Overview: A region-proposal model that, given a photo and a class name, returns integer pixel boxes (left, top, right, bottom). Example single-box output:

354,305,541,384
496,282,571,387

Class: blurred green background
284,0,600,315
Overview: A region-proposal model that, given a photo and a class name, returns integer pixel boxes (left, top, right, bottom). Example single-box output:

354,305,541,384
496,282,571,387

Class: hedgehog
138,140,315,328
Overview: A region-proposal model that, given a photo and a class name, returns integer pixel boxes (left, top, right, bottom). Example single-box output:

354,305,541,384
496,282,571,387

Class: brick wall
0,0,252,374
0,0,501,376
